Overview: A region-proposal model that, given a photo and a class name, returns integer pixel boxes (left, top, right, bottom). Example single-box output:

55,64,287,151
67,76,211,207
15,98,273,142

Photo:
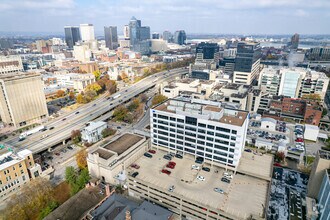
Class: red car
166,164,175,169
148,149,156,154
130,163,140,169
296,138,303,142
161,169,171,175
168,161,176,166
273,162,282,167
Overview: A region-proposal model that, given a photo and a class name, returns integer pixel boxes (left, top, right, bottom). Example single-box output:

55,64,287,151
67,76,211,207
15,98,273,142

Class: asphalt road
1,68,187,154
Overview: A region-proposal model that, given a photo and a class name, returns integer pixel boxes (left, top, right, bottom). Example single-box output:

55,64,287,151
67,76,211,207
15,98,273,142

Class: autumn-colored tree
93,70,101,80
4,178,56,220
121,72,128,80
76,150,87,170
56,90,65,98
76,93,85,104
152,94,168,106
127,98,140,111
85,90,97,102
106,80,117,94
302,94,321,101
69,91,75,99
132,103,144,120
101,128,116,138
113,106,128,121
71,130,82,143
139,93,148,103
96,78,107,91
275,151,285,163
86,83,102,94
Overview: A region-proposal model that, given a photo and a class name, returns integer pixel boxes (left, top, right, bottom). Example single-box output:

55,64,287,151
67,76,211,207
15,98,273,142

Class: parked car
75,111,79,114
195,156,204,164
49,127,55,130
221,177,230,183
161,169,171,175
168,185,175,192
175,154,183,159
55,152,60,156
244,149,252,152
202,167,210,172
67,146,73,150
130,163,140,169
214,188,224,194
166,164,175,169
131,172,139,178
169,161,176,166
197,175,205,181
148,149,156,154
144,152,152,158
223,172,233,179
62,118,66,121
163,155,172,160
191,165,200,170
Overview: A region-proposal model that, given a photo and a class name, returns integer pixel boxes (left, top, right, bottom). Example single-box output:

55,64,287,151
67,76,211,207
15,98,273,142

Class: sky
0,0,330,35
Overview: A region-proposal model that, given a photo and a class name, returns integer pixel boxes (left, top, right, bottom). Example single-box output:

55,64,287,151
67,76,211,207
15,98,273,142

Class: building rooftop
154,98,248,127
104,134,144,155
94,148,115,160
0,151,25,171
128,149,269,219
319,150,330,160
83,121,107,133
0,72,40,80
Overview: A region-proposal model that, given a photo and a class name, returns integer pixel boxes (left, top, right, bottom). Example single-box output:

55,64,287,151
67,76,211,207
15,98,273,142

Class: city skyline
0,0,330,35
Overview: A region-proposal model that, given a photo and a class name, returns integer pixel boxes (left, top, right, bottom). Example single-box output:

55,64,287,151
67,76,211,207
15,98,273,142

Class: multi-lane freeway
1,68,187,154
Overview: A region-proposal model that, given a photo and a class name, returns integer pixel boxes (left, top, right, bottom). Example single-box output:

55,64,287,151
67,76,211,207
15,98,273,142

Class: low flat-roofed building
81,121,107,143
87,133,148,185
0,55,24,75
0,149,42,201
127,148,270,220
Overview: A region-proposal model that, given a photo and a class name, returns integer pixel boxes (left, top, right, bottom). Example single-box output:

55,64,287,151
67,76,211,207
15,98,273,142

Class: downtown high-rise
104,26,118,50
64,26,81,49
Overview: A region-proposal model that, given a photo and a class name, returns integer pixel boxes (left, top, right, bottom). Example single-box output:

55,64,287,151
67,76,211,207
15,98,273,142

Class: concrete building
87,133,148,184
259,66,329,101
150,39,168,53
56,73,95,92
260,118,277,131
107,65,133,81
162,31,172,42
0,149,42,201
0,73,48,128
0,55,24,75
80,24,95,42
307,47,330,61
304,124,320,142
308,150,330,199
81,121,107,143
151,97,249,169
73,44,92,62
233,42,261,85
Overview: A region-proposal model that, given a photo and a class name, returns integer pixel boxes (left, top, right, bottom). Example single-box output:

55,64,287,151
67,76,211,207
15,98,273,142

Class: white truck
19,125,46,140
113,94,121,99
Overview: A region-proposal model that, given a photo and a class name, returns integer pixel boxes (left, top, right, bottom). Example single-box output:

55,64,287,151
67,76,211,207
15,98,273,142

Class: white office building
80,24,95,42
151,97,249,169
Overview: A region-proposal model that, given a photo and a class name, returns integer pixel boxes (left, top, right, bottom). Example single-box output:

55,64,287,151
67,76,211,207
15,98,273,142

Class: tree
65,166,90,196
322,108,328,117
152,94,168,106
84,90,97,102
69,91,75,99
113,106,128,121
76,93,85,104
65,166,77,186
38,201,58,220
101,128,116,138
71,130,82,143
93,70,101,80
275,151,285,163
56,90,65,98
139,93,148,103
302,94,321,101
76,150,87,170
106,80,117,94
121,72,128,80
127,98,140,111
86,83,102,94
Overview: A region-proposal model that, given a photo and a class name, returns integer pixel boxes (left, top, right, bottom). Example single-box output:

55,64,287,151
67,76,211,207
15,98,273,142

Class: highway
1,68,187,154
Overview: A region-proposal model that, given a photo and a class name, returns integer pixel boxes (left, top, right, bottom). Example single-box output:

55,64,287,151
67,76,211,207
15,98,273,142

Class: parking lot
267,167,308,220
128,148,269,219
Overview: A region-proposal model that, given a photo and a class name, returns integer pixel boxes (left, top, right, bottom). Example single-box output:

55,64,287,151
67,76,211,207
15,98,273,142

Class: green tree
85,90,97,102
93,70,101,80
65,166,77,185
71,130,82,144
152,94,168,106
127,98,140,111
101,128,116,138
38,201,58,220
113,106,128,121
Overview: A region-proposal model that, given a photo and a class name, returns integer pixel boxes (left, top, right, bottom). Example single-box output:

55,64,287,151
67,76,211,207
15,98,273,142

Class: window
232,130,237,134
186,126,196,132
231,136,236,141
198,123,206,128
197,135,205,139
158,114,168,120
216,127,231,133
207,125,215,129
185,116,197,126
170,117,176,121
197,140,205,145
185,132,196,137
21,170,24,174
215,133,230,139
185,137,195,143
177,141,183,145
207,137,214,142
198,129,205,134
177,135,183,140
177,119,184,123
207,131,214,136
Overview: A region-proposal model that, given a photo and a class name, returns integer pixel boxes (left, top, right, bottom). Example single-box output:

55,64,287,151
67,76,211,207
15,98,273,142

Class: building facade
0,149,42,201
317,169,330,220
173,30,186,45
0,55,24,75
196,42,220,64
81,121,107,143
104,26,118,50
233,42,261,85
64,26,81,49
151,98,249,169
80,24,95,42
0,73,48,127
162,31,172,42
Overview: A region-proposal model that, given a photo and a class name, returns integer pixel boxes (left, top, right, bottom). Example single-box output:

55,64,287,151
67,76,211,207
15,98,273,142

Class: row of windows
0,176,25,193
153,115,237,135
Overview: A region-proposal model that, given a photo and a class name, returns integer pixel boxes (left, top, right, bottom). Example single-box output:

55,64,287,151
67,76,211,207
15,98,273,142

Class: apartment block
259,66,329,101
0,73,48,127
151,97,249,169
0,149,42,201
0,55,24,75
